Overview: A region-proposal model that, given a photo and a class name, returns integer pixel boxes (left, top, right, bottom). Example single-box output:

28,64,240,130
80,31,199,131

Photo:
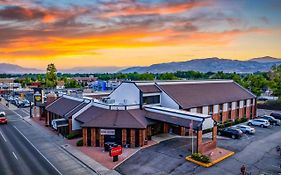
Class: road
0,100,98,175
0,105,62,175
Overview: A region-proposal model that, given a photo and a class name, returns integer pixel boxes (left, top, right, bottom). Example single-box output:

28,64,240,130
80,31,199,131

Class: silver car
248,119,270,128
233,125,255,134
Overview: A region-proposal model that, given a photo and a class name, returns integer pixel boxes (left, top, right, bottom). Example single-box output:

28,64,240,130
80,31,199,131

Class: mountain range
0,56,280,74
120,56,281,73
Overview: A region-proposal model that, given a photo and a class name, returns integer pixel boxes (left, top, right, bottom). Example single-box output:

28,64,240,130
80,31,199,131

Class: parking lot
116,120,281,175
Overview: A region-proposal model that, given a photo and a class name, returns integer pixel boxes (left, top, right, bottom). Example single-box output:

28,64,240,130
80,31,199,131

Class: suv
0,111,7,124
218,127,243,139
248,119,270,128
259,115,280,126
270,113,281,120
233,125,255,134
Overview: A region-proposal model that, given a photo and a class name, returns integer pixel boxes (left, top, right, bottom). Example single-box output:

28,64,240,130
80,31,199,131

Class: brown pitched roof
64,102,89,119
46,97,83,117
137,84,161,93
76,106,148,128
157,81,255,109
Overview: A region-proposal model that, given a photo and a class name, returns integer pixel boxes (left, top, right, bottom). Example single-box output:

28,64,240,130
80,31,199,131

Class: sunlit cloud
0,0,280,69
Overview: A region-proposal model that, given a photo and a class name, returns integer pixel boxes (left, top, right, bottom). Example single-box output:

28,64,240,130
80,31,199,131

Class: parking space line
13,126,63,175
0,130,7,142
12,152,18,160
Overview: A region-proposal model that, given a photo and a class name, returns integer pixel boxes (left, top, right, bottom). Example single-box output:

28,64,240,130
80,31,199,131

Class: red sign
110,146,122,157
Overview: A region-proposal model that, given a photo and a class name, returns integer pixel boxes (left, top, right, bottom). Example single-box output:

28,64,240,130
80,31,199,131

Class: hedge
66,132,82,140
191,153,210,163
76,139,83,147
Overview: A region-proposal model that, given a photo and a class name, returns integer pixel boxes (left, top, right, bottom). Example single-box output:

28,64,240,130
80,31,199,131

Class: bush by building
76,139,83,147
191,153,210,163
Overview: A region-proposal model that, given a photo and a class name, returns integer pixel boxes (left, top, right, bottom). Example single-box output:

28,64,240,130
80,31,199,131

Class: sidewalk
28,117,121,175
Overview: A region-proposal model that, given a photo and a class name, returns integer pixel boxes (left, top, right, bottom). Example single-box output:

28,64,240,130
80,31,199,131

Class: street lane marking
13,126,63,175
0,130,7,142
12,152,18,160
0,103,23,118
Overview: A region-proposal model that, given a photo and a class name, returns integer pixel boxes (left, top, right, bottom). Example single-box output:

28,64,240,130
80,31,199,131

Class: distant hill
61,66,123,74
121,57,281,73
249,56,281,63
0,63,42,74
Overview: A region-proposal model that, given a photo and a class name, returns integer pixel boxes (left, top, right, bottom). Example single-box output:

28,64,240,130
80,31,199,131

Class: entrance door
170,124,181,135
87,128,91,146
135,129,140,147
115,129,122,145
151,123,163,135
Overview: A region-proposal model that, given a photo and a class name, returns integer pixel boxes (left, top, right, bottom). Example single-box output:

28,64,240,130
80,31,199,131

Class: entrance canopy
144,105,214,130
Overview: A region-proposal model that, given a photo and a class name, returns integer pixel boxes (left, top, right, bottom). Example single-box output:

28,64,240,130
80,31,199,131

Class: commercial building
44,80,256,152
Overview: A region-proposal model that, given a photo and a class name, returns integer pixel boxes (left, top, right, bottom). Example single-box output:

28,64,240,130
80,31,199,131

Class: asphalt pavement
0,101,96,175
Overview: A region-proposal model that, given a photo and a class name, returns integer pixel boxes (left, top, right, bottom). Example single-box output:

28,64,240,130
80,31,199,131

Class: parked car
0,111,7,124
270,113,281,120
258,115,280,126
248,119,270,128
233,125,255,134
217,127,243,139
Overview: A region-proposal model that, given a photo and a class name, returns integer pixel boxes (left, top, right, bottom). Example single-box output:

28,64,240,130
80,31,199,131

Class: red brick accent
197,130,203,153
231,110,236,121
163,123,169,133
99,134,104,147
180,127,186,136
252,104,257,118
222,111,228,123
212,113,220,122
82,128,87,146
212,126,217,143
91,128,96,147
246,107,251,119
130,129,135,148
239,108,243,119
122,129,127,146
139,129,145,147
68,119,72,134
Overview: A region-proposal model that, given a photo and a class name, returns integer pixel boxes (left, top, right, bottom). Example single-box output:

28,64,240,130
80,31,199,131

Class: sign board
110,146,122,157
100,129,115,135
33,88,44,106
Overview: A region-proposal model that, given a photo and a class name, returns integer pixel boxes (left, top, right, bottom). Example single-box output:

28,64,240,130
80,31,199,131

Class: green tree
45,63,57,88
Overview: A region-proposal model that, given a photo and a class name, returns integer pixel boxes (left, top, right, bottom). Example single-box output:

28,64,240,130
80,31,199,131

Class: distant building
56,81,65,89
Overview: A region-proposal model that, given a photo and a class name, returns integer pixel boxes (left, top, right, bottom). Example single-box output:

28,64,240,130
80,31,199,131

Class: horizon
0,0,281,69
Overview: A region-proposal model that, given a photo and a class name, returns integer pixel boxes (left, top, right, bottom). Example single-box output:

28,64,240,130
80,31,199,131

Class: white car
248,119,270,128
233,125,255,134
0,111,5,117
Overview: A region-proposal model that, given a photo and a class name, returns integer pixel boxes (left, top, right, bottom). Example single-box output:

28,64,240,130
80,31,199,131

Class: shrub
76,139,83,147
224,121,232,127
191,153,210,163
66,132,81,140
234,118,241,125
241,117,247,123
217,124,225,129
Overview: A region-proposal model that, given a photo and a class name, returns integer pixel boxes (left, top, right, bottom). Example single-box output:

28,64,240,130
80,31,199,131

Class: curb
186,151,235,168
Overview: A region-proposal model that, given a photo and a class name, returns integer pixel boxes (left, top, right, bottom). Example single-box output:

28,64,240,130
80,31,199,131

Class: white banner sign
100,129,115,135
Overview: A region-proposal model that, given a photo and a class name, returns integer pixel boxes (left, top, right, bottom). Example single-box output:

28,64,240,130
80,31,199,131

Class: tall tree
45,63,57,88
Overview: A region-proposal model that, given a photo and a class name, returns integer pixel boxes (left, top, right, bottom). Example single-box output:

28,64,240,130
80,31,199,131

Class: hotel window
219,104,223,111
208,105,213,114
228,102,232,110
143,95,160,105
244,100,247,107
197,107,203,113
237,101,240,108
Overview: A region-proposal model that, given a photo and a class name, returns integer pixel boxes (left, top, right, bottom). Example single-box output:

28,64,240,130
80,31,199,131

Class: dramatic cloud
0,0,280,69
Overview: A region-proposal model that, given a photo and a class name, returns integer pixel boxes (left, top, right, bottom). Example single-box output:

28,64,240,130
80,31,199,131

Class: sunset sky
0,0,281,69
